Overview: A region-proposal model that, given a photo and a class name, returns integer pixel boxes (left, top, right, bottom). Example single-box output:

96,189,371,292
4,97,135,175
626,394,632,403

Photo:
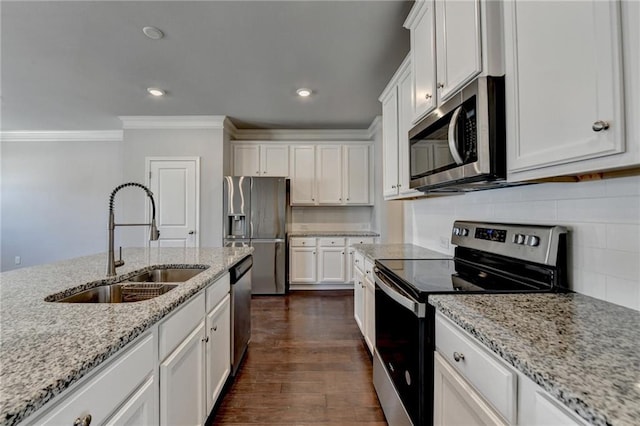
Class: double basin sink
56,267,207,304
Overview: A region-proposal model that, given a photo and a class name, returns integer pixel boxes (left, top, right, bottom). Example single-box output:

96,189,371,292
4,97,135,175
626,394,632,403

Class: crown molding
119,115,228,130
231,126,377,142
0,130,123,143
367,116,382,139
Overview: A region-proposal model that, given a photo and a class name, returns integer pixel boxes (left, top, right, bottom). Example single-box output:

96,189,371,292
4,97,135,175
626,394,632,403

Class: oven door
374,268,431,426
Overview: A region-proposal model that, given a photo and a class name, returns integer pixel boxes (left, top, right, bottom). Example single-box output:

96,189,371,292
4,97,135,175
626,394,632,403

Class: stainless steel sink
58,283,178,303
54,267,207,303
126,268,206,283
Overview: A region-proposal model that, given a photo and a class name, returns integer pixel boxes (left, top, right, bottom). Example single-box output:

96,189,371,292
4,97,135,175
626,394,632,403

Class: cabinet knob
425,93,432,100
391,185,397,189
212,325,217,332
74,415,92,426
341,252,344,255
397,184,402,188
313,251,316,255
437,82,444,89
312,198,315,201
347,198,350,201
453,352,465,362
592,121,610,132
188,230,195,235
202,336,210,343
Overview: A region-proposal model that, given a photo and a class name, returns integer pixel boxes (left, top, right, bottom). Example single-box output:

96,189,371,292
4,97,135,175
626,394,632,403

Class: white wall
120,128,225,248
404,176,640,311
1,140,123,271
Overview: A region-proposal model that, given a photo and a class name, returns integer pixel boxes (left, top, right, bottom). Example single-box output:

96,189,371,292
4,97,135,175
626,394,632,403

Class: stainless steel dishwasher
230,255,252,376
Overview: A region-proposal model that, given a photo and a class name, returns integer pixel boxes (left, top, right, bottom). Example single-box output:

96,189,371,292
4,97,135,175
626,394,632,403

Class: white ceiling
1,1,412,131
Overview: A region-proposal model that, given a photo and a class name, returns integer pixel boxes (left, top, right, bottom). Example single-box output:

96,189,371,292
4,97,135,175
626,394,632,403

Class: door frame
145,156,201,248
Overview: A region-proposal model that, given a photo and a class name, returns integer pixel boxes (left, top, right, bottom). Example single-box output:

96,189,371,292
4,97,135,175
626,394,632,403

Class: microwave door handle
447,106,465,165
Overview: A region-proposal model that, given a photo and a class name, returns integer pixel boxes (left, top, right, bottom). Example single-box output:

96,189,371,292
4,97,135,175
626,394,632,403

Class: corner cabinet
504,1,635,181
232,143,289,177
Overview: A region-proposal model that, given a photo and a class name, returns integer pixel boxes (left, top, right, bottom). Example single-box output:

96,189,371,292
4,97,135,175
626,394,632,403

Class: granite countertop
288,230,380,238
0,247,252,426
352,243,450,260
429,293,640,426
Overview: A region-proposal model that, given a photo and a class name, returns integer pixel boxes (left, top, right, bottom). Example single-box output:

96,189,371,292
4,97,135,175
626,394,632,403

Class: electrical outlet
439,237,449,250
14,256,21,265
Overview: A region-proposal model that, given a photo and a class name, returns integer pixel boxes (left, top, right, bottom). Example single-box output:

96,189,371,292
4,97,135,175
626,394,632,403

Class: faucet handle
114,246,125,268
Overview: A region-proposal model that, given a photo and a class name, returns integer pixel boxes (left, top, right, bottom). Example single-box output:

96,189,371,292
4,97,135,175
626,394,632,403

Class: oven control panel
451,221,567,266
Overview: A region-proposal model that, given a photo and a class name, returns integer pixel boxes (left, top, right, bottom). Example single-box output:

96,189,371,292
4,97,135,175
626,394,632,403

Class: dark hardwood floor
211,290,387,425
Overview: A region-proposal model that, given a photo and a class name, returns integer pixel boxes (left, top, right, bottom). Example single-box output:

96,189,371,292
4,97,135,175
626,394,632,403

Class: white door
261,145,290,177
147,157,200,248
105,377,158,426
411,1,437,121
289,247,317,283
233,145,260,176
353,267,365,335
289,145,316,205
318,247,346,283
343,145,370,205
316,145,343,204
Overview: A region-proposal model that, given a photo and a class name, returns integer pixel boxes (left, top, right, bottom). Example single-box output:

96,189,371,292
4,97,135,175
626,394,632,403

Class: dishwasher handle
231,255,253,283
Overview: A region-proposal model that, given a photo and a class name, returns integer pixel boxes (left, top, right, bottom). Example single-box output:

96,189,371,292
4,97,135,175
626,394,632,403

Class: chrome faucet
107,182,160,277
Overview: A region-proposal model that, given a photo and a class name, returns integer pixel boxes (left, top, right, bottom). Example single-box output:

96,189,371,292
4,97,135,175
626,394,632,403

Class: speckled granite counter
0,247,252,426
288,230,380,238
429,293,640,426
352,243,450,260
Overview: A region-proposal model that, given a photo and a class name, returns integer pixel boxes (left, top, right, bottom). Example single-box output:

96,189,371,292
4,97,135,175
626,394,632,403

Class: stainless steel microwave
408,76,507,192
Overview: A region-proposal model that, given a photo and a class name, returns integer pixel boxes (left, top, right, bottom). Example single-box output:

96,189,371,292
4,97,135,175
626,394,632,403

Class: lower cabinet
352,252,375,354
104,376,157,426
290,246,317,283
435,312,586,426
205,294,231,413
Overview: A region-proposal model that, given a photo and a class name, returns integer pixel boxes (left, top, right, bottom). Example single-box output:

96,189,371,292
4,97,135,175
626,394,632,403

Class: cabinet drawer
206,273,230,313
318,237,346,247
435,313,517,423
290,237,316,247
347,237,375,245
37,333,154,425
159,292,206,360
353,251,365,272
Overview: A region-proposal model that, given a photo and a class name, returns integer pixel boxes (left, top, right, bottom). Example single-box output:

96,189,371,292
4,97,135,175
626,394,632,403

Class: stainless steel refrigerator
223,176,289,294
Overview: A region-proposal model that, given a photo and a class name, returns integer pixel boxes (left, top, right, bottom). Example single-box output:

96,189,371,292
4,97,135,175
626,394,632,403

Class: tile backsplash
404,175,640,311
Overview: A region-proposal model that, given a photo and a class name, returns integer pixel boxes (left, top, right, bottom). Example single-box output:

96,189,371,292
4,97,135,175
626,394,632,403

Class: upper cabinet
380,55,422,199
505,1,634,181
290,143,373,206
232,143,289,177
404,0,502,124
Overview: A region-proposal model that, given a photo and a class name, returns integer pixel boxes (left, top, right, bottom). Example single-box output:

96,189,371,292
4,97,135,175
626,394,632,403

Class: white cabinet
434,352,508,426
380,56,422,199
104,376,157,426
505,1,626,181
404,0,502,123
233,143,289,177
289,240,317,283
434,0,481,101
346,237,375,283
32,333,156,426
316,145,343,204
362,258,376,354
290,145,317,204
290,143,373,206
317,238,346,283
205,294,231,414
160,321,207,426
353,266,365,335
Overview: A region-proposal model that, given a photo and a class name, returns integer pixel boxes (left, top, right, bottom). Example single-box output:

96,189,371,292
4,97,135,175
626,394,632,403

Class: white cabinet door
398,63,421,196
160,321,206,426
318,247,346,283
435,0,481,101
316,145,343,204
343,144,370,204
353,267,365,336
363,275,375,353
410,0,437,121
261,144,289,177
505,1,624,179
289,145,316,205
205,294,231,414
381,87,400,198
290,247,317,283
233,145,261,177
104,377,158,426
434,352,508,426
346,247,356,284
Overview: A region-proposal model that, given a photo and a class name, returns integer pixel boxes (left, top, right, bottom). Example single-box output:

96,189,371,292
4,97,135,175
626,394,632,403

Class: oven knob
461,228,469,237
453,227,461,236
526,235,540,247
515,234,525,245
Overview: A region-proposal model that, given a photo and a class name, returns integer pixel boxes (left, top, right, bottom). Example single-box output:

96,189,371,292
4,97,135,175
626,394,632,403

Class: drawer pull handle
592,120,610,132
453,352,465,362
74,415,92,426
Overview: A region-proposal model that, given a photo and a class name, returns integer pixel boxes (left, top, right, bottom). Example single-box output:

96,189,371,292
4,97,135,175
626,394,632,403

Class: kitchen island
0,247,252,426
430,293,640,426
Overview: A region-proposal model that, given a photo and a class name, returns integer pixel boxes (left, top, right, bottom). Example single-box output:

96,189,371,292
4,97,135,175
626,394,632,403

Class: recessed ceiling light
296,88,312,97
147,88,165,97
143,26,164,40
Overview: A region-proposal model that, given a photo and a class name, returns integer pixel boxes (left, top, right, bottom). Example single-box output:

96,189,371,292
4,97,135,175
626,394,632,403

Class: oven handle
374,268,426,318
447,106,465,165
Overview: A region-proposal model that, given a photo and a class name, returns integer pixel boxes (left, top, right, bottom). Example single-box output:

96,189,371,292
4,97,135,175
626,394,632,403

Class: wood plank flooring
210,290,386,425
